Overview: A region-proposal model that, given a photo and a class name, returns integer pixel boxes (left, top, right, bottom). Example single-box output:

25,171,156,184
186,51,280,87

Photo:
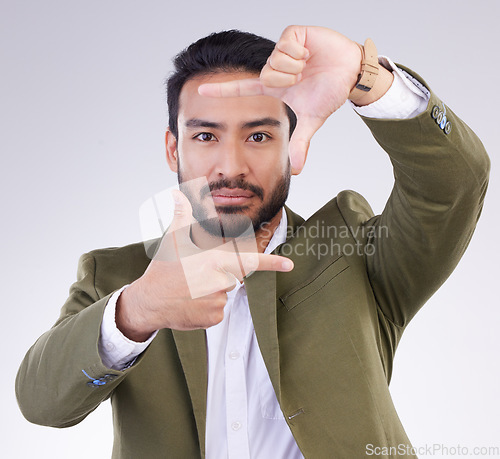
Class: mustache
200,178,264,201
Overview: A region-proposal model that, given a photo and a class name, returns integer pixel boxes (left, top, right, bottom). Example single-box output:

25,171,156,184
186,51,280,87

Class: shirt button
105,342,115,351
228,351,240,360
231,421,242,431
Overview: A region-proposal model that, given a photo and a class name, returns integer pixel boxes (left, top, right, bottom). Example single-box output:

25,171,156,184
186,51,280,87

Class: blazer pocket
280,255,349,311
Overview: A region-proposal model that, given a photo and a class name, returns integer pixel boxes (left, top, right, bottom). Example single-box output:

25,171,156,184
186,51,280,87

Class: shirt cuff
99,285,158,371
350,56,430,119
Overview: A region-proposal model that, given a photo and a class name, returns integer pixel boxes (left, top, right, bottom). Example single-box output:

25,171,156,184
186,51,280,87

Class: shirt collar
228,209,287,295
264,209,288,255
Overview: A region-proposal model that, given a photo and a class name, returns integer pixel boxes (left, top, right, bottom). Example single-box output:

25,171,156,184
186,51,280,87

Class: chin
199,212,255,239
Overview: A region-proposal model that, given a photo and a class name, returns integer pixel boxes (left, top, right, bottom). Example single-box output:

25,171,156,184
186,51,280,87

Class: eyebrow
184,117,281,130
185,119,224,129
241,118,281,129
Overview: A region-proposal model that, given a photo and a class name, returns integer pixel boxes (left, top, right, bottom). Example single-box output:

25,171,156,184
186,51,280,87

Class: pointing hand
116,189,294,338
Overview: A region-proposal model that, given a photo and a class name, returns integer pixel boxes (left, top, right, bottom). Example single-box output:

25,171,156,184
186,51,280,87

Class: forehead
178,71,288,127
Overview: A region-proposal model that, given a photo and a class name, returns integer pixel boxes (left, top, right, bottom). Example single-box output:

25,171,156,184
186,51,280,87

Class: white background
2,0,498,457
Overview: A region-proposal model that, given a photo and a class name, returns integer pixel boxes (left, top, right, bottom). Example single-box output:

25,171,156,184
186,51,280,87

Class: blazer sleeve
15,252,140,428
338,69,490,328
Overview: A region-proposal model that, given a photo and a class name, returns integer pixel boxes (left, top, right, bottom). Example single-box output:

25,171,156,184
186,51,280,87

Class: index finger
198,78,265,98
226,252,294,277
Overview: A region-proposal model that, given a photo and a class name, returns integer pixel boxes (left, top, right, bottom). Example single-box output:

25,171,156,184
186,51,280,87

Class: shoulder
83,239,155,265
285,191,375,242
336,190,375,226
77,239,158,297
307,190,375,227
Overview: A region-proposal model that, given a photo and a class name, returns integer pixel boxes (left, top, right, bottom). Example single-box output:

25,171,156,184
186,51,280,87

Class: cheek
178,145,212,179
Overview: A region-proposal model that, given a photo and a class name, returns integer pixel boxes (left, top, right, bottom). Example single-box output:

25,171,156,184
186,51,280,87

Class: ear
165,129,178,172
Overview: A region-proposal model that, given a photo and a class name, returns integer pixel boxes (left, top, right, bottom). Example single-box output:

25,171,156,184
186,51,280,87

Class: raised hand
116,190,294,339
198,25,363,174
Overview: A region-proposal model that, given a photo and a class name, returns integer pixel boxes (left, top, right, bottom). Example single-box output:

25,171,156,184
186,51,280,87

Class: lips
210,188,254,205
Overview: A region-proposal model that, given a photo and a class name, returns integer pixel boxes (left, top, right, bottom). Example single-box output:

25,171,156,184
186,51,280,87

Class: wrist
350,65,394,106
348,38,394,107
116,282,154,342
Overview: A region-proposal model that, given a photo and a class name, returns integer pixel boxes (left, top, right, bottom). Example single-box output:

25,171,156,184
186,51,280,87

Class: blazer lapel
169,206,304,453
244,270,281,400
172,329,208,457
243,206,305,402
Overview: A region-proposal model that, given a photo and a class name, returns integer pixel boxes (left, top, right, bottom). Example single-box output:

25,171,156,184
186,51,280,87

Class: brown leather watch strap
348,38,379,100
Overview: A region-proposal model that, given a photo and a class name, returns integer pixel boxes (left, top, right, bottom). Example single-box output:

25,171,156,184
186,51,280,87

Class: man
16,25,489,458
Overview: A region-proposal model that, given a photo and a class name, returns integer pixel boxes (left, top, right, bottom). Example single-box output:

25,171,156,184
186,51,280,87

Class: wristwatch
349,38,379,100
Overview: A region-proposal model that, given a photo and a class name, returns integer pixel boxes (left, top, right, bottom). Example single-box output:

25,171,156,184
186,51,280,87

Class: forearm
15,295,123,427
359,74,490,326
15,252,144,427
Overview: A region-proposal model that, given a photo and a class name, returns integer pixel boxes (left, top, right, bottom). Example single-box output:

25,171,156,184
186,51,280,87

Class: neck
254,208,283,253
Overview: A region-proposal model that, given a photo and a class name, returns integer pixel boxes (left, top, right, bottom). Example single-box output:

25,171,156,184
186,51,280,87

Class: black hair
165,30,297,139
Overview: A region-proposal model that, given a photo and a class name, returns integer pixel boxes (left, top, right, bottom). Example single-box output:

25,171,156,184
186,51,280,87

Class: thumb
154,189,195,261
288,115,326,174
167,189,194,242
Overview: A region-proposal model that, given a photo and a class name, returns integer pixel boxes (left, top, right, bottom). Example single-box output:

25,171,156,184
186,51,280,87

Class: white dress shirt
204,212,304,458
98,57,429,458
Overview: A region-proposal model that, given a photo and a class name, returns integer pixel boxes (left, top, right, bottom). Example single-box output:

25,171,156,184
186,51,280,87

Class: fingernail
171,190,182,205
282,260,293,271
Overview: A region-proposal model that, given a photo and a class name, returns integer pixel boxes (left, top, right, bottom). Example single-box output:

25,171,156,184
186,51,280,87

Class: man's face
166,71,291,239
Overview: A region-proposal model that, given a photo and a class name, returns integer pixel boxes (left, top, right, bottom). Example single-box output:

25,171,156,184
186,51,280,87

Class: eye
247,132,270,143
194,132,217,142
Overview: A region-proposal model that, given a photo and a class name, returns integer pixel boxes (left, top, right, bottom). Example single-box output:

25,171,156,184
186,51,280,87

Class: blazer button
87,380,106,388
431,105,440,119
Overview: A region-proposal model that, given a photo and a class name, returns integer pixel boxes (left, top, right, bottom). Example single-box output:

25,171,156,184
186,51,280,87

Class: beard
178,162,291,239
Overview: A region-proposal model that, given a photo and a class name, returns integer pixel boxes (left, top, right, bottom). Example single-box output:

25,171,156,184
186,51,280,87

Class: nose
215,140,249,178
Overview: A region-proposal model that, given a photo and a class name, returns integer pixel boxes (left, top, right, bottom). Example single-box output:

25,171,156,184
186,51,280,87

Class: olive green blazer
16,71,490,458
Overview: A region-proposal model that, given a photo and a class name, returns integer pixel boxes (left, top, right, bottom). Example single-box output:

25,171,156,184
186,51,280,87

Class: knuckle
268,53,279,69
210,309,224,325
277,38,290,49
270,52,300,74
277,39,294,55
260,73,273,87
260,66,274,82
217,293,228,307
260,71,284,88
288,75,299,86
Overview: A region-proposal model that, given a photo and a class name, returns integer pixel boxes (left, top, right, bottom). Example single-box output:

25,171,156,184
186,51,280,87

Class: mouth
210,188,255,206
